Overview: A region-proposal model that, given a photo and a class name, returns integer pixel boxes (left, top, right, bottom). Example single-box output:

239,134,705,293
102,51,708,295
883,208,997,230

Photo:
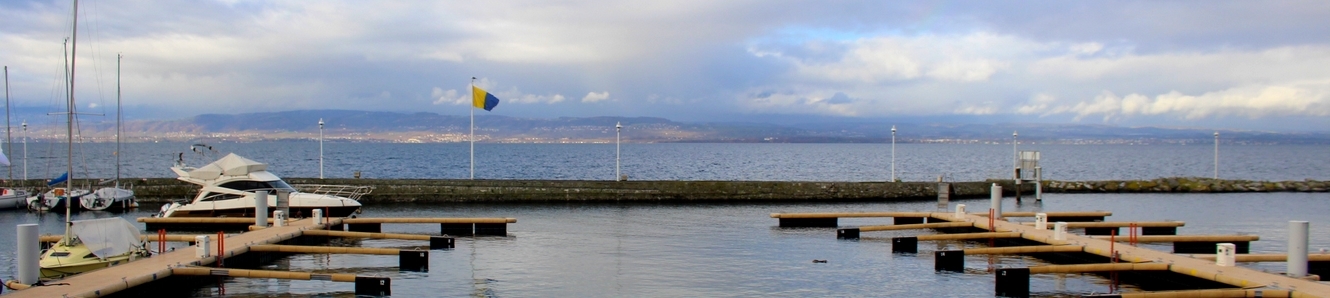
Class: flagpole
476,76,481,179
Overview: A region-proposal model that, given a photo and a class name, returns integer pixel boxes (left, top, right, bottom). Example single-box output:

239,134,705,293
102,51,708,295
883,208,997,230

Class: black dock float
935,250,964,272
440,223,474,236
355,276,391,296
892,237,918,254
430,236,455,249
837,228,860,240
1174,241,1250,254
399,250,428,272
475,223,507,236
1046,216,1104,222
894,217,926,225
779,218,838,228
994,268,1030,297
1141,227,1177,235
346,223,382,233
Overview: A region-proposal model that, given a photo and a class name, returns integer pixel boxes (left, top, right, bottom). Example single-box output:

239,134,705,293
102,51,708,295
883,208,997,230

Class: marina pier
773,209,1330,297
4,215,516,297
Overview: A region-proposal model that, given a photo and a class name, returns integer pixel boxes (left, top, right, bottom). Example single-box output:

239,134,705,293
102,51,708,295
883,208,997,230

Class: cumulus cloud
1056,81,1330,122
582,91,610,103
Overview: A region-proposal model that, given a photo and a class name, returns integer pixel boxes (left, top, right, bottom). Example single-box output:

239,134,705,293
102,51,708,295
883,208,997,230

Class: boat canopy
184,153,268,180
71,218,142,258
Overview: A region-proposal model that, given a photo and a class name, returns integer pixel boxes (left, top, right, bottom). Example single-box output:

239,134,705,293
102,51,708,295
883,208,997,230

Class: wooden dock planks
8,218,337,298
935,212,1330,296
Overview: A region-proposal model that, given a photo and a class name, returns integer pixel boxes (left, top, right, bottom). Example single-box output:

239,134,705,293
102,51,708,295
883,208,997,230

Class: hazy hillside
23,110,1330,144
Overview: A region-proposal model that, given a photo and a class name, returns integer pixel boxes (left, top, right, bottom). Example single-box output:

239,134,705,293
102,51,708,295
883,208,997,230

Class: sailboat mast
116,54,121,184
4,65,10,180
64,0,79,245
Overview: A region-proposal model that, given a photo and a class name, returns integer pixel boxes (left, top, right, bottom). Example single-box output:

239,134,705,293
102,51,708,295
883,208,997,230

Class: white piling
1034,213,1048,230
276,190,291,215
254,191,269,228
313,208,323,224
990,183,1002,218
273,211,287,227
195,235,211,258
955,204,967,220
17,224,39,285
1289,221,1309,277
1053,222,1068,241
1216,243,1236,267
1034,167,1043,201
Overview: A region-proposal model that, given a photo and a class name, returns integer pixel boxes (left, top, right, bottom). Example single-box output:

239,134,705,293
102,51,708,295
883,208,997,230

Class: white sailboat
80,54,135,211
38,0,149,278
25,38,87,213
2,67,32,209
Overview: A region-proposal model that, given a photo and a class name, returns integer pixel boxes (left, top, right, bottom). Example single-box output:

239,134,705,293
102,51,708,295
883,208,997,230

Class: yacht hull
166,205,361,218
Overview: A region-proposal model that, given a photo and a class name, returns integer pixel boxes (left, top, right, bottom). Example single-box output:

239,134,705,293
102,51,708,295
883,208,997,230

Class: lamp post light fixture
891,125,896,182
615,122,622,181
319,118,324,179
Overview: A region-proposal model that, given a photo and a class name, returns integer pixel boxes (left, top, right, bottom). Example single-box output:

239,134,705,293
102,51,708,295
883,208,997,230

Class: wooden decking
8,217,338,298
939,211,1330,296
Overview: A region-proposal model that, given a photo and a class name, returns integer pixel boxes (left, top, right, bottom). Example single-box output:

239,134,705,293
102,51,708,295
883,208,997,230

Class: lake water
7,142,1329,182
0,143,1327,297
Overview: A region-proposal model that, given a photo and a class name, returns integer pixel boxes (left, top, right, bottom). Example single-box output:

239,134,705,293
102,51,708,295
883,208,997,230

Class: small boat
39,217,150,278
0,187,30,210
157,153,368,218
26,187,90,212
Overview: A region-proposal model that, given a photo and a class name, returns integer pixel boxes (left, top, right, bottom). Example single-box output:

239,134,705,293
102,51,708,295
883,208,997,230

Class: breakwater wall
5,177,1325,204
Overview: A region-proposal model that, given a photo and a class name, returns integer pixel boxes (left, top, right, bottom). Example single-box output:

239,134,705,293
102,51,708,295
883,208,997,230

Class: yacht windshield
218,180,296,192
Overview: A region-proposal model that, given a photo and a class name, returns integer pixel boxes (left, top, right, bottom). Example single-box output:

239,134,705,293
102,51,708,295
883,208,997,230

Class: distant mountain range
25,110,1330,144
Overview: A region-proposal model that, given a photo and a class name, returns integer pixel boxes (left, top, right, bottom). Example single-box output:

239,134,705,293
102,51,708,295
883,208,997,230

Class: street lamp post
891,125,896,182
615,122,622,181
319,118,324,179
1218,131,1223,179
1013,131,1019,180
21,120,26,181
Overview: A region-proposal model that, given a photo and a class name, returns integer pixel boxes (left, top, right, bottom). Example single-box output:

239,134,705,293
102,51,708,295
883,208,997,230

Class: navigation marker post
891,125,896,182
616,122,622,181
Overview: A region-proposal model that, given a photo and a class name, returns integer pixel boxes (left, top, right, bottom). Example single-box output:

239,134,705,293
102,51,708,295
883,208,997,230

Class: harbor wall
6,177,1326,204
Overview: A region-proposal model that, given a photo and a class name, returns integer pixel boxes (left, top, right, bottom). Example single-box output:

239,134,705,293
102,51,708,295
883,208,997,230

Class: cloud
1055,81,1330,122
582,91,610,103
5,1,1330,130
431,88,466,105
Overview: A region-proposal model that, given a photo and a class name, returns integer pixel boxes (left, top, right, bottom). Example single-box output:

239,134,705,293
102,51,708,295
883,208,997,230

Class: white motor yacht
157,153,367,218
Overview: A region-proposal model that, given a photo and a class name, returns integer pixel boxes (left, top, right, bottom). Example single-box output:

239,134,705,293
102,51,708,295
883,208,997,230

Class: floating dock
775,210,1330,297
7,215,515,297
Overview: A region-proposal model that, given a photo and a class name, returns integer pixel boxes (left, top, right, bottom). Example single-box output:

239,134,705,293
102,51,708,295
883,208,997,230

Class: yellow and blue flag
472,86,500,111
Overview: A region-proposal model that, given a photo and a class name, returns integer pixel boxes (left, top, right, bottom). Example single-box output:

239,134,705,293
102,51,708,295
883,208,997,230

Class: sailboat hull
0,189,27,210
80,188,136,211
38,241,141,279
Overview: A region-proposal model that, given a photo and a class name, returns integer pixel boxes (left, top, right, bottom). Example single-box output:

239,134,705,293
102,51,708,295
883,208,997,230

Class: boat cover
71,218,143,258
186,153,268,180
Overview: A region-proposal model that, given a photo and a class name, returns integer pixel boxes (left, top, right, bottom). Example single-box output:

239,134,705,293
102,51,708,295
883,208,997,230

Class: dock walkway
9,218,336,298
940,212,1330,296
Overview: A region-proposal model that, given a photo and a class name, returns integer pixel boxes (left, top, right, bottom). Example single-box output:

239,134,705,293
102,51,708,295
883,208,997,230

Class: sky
2,0,1330,131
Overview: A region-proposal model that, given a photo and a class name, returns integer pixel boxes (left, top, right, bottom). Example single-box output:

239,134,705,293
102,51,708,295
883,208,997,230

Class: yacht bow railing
292,185,374,201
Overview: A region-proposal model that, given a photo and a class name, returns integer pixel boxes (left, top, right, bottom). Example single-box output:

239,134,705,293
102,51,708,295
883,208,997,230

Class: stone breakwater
5,177,1323,204
1044,178,1329,193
